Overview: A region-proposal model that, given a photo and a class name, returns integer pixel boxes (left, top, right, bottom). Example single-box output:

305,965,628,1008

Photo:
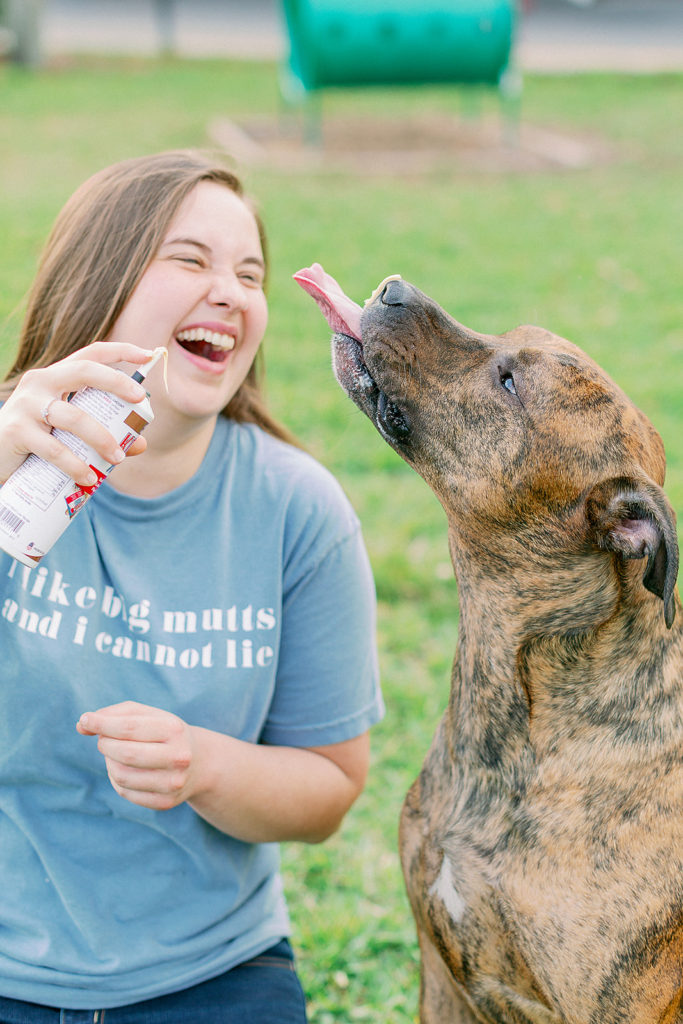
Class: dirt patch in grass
208,110,614,176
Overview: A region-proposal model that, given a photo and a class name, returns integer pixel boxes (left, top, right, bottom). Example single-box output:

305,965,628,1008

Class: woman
0,150,383,1022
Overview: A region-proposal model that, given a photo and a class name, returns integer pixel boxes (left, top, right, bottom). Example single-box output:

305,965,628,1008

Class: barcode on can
0,505,27,537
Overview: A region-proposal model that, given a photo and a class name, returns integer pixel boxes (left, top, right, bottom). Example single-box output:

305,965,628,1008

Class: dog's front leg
417,930,480,1023
418,927,565,1024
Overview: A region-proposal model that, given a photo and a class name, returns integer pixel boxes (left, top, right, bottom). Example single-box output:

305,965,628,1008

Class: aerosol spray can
0,348,166,568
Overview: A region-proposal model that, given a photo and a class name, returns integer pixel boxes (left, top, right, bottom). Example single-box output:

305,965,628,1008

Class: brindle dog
332,278,683,1023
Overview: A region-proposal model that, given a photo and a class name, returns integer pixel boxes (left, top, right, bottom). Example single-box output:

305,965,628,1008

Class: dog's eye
500,371,517,396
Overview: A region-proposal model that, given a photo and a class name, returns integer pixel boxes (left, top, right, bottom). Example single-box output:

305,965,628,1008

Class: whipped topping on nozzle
293,264,402,342
132,346,168,391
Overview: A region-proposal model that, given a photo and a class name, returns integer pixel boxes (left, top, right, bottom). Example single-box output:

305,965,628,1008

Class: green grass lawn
1,55,683,1022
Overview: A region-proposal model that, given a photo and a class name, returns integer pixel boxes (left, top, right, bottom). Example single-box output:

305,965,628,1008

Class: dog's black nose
381,278,410,306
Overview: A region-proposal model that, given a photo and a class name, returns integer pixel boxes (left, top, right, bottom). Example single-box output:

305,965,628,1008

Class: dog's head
296,268,679,627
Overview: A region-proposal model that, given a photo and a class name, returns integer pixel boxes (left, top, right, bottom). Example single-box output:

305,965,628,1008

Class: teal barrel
281,0,517,94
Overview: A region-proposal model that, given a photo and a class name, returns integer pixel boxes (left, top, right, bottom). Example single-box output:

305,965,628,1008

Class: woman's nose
208,272,248,311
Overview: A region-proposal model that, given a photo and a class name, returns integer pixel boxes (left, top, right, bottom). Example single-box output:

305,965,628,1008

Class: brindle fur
332,279,683,1023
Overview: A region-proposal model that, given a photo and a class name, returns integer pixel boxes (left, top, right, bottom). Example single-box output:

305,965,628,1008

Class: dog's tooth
365,274,402,306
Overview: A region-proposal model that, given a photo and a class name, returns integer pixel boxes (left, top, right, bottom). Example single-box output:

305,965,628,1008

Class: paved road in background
37,0,683,72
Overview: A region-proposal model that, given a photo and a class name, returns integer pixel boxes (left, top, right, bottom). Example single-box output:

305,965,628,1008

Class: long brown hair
1,149,295,444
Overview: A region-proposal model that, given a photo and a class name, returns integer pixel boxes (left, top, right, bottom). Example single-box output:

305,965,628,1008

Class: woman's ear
585,475,679,628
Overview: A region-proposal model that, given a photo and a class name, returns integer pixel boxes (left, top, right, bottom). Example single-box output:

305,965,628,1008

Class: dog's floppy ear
586,475,679,628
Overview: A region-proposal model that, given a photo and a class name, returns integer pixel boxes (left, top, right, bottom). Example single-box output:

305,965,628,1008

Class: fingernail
79,713,89,728
131,382,146,399
84,471,98,486
110,448,125,465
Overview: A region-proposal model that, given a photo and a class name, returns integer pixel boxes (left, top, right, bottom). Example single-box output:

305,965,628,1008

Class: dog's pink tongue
293,263,363,341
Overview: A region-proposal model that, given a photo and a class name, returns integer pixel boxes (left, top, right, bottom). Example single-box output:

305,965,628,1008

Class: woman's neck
108,414,218,498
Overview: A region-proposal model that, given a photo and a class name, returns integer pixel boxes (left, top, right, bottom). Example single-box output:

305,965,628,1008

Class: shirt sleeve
260,479,384,748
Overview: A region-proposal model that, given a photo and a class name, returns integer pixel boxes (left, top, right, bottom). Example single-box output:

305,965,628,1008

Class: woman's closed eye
172,254,205,267
239,272,264,287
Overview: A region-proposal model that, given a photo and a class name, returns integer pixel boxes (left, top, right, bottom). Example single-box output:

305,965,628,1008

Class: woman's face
108,180,268,428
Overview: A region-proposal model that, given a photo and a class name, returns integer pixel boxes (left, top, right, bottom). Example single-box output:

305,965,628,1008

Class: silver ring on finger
40,397,59,428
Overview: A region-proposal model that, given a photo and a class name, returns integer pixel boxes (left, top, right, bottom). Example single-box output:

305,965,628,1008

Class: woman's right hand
0,342,155,486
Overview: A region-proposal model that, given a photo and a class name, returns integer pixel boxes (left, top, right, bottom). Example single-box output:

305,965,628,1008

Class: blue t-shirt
0,417,383,1008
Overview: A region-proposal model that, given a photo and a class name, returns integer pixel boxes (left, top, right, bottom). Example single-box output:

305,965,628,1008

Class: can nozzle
131,347,168,390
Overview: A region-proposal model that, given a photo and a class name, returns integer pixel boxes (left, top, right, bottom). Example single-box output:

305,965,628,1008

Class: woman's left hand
76,701,197,811
78,700,370,843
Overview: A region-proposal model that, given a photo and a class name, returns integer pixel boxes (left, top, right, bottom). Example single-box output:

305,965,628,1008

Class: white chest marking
429,855,467,924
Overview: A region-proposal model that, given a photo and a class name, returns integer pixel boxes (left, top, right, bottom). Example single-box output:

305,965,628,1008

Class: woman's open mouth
176,327,235,363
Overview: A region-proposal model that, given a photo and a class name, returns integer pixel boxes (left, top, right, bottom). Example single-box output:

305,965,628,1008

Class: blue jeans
0,941,307,1024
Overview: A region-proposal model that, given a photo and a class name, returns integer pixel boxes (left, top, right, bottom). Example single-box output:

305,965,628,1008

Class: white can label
0,385,153,567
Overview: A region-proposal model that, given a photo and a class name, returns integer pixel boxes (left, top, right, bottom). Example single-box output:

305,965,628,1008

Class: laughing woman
0,151,383,1023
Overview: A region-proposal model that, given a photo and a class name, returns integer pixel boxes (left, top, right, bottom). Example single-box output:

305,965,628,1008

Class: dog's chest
405,754,683,1022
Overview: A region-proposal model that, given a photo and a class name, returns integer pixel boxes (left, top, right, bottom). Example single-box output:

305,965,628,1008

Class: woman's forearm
187,727,368,843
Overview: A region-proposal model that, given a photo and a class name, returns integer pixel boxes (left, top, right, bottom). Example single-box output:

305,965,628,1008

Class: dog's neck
445,524,683,777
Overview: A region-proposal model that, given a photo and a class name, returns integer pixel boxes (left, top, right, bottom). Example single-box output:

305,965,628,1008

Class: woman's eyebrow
241,256,266,270
161,236,211,253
